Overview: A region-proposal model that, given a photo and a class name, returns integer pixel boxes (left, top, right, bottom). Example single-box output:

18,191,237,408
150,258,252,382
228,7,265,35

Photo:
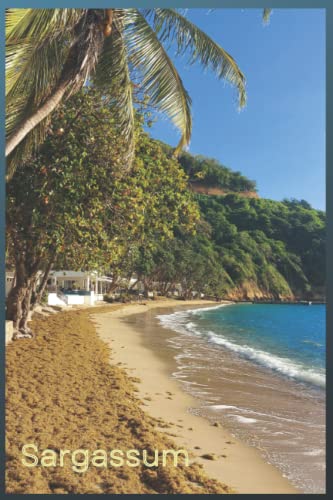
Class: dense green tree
129,221,230,300
6,88,199,335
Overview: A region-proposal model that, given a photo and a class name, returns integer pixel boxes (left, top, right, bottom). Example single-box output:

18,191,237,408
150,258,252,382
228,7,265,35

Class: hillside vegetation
196,194,325,300
156,141,257,194
179,152,257,194
136,142,325,301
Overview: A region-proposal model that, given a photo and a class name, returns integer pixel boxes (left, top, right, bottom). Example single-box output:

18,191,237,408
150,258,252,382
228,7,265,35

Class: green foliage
182,154,256,192
7,88,199,283
130,189,325,300
196,194,325,298
7,87,324,304
155,146,257,193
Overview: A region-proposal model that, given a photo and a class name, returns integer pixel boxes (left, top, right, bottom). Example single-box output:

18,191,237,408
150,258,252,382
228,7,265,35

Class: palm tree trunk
6,83,68,156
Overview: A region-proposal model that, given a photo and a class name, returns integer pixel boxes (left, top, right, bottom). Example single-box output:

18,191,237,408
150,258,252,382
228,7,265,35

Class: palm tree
263,9,272,24
6,8,249,176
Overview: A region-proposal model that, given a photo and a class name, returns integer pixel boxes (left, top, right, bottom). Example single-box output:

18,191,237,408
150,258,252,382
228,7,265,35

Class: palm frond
5,8,104,167
6,9,88,100
263,9,272,24
6,8,86,138
93,10,135,167
147,8,246,109
5,8,31,37
125,10,192,153
6,8,86,43
6,37,67,137
6,116,51,181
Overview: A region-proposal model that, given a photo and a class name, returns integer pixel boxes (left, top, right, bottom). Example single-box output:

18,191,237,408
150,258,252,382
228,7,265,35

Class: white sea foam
208,404,240,411
303,449,325,457
302,340,324,348
157,308,326,389
157,304,230,329
205,331,326,388
230,415,257,424
191,303,231,314
205,405,312,426
185,321,197,330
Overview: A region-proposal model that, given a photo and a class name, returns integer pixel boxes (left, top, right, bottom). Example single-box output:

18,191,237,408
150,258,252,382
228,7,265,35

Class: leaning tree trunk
19,286,34,335
162,282,174,295
129,279,138,291
31,254,56,310
107,273,121,294
6,261,38,337
6,9,106,157
143,279,152,299
6,278,36,337
166,283,175,295
6,284,27,332
182,286,193,300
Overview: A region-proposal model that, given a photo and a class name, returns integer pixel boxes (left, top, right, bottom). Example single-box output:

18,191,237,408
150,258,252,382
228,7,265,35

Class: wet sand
93,300,299,494
155,305,326,493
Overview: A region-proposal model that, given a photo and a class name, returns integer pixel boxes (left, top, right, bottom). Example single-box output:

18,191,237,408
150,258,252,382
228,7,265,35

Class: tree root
13,327,34,340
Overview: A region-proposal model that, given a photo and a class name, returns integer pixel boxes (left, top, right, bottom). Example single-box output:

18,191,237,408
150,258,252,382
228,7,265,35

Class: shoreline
93,299,299,494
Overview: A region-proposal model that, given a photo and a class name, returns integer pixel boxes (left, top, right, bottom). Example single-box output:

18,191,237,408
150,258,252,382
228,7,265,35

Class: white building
47,270,113,306
5,269,113,307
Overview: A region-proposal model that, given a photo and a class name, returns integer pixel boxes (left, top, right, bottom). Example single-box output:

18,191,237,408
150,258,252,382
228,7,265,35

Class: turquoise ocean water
157,303,326,492
185,303,325,388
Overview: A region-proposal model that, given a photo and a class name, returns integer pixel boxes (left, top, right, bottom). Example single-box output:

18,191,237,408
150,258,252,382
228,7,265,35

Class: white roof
50,270,113,282
50,270,97,278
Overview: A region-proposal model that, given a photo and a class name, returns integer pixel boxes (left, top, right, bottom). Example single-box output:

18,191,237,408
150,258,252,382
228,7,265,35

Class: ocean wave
208,404,240,410
302,340,324,348
157,303,229,321
303,449,325,457
230,415,257,424
205,404,318,426
157,309,325,389
205,330,325,388
185,321,197,330
191,303,231,314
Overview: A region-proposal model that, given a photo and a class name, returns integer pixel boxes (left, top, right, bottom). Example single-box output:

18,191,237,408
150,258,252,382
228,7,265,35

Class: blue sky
147,9,326,210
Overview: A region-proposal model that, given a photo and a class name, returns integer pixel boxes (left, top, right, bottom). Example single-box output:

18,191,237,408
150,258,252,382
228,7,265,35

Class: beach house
47,270,113,306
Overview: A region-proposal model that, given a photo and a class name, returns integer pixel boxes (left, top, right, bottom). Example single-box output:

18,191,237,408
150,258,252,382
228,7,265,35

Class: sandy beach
6,303,232,494
5,299,301,493
93,299,299,494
